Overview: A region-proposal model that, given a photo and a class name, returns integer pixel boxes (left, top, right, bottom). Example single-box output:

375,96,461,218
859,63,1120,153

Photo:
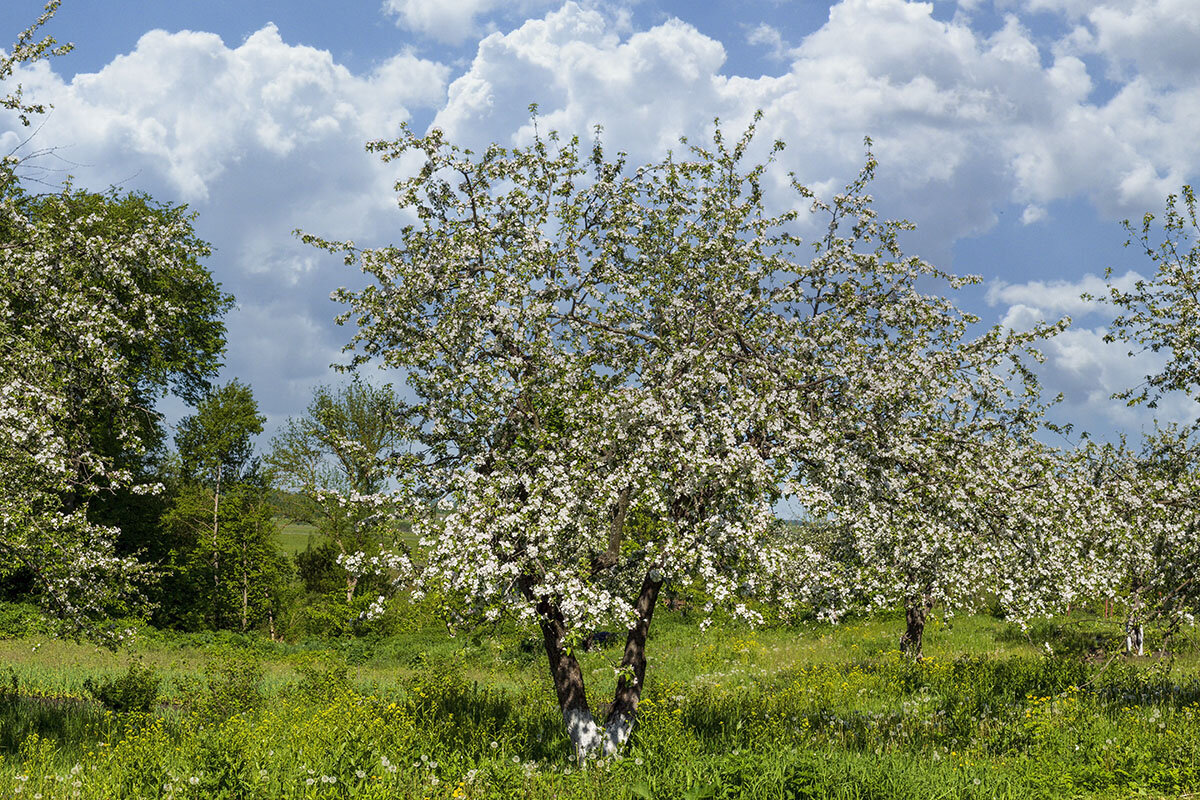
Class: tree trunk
1125,598,1145,656
240,545,249,632
525,568,665,759
211,463,222,626
1126,580,1145,656
899,594,933,660
334,538,358,603
534,595,601,758
1125,620,1144,656
212,465,222,579
604,569,664,749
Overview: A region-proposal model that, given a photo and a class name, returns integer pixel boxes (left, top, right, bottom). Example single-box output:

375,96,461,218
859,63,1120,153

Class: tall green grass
1,612,1198,799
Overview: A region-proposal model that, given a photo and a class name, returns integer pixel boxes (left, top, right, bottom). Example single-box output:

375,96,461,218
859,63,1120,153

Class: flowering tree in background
1073,430,1200,655
268,380,410,604
1094,186,1200,652
1,2,231,641
308,115,1072,755
794,345,1109,659
0,180,230,639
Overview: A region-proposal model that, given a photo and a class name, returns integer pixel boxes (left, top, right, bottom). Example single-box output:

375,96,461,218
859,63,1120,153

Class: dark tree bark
523,566,665,757
535,594,591,719
899,593,934,660
607,569,664,730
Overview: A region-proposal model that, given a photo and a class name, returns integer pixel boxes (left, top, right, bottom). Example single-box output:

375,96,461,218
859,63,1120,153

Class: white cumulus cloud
383,0,560,44
8,0,1199,439
987,271,1143,317
429,0,1200,264
1,23,449,432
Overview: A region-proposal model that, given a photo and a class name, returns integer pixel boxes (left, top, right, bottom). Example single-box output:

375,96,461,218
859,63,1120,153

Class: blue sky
3,0,1198,447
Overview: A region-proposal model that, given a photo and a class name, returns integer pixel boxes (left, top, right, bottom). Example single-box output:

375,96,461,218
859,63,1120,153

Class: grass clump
186,649,265,723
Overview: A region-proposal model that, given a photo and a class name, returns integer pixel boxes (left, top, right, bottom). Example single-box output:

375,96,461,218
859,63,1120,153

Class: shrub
294,657,354,703
83,660,161,713
0,601,50,639
192,649,264,722
295,541,343,595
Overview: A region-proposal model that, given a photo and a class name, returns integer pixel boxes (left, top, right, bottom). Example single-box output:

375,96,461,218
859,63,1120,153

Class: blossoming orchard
4,3,1200,797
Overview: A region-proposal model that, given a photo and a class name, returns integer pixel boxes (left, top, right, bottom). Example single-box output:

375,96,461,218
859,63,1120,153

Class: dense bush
187,650,265,723
82,661,160,713
0,602,51,639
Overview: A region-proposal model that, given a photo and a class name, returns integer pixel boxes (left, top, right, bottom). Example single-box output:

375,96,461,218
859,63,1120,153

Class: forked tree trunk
1125,620,1145,656
899,593,934,660
528,568,664,759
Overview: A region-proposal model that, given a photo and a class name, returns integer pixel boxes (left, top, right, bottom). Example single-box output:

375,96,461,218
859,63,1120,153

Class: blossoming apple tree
791,341,1112,658
1071,429,1200,655
1092,185,1200,650
310,115,1071,755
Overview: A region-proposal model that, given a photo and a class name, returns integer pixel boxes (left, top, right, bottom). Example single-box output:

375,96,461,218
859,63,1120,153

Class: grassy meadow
274,519,322,557
1,608,1199,799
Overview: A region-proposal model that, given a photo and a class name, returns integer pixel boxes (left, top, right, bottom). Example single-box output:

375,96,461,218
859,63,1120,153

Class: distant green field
273,518,321,555
272,518,419,556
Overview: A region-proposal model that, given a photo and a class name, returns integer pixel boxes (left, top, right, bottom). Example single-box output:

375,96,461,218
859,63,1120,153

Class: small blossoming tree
268,380,411,604
1094,185,1200,650
1073,430,1200,654
790,326,1127,658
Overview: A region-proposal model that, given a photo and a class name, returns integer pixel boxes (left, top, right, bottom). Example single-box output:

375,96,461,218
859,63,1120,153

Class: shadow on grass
994,617,1124,658
0,672,108,755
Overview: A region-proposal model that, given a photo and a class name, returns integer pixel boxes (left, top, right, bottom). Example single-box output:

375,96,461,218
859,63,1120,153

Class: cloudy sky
3,0,1198,448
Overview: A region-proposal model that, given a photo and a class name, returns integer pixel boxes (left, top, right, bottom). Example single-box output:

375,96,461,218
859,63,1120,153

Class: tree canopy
268,380,409,603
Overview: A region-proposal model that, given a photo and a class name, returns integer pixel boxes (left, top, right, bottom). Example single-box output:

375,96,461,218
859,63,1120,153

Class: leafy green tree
162,476,291,632
169,381,275,629
267,380,409,602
